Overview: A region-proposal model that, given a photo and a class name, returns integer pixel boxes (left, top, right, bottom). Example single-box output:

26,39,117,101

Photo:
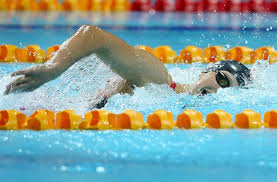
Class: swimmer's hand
4,63,60,95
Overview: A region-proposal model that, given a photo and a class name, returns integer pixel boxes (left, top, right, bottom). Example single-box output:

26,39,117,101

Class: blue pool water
1,12,277,182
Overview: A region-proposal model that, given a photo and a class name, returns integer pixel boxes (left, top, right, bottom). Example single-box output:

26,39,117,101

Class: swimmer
3,25,252,108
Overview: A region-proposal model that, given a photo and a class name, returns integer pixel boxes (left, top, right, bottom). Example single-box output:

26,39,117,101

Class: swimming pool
1,12,277,182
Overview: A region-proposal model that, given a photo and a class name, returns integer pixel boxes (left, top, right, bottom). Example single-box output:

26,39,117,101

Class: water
1,130,277,182
1,12,277,181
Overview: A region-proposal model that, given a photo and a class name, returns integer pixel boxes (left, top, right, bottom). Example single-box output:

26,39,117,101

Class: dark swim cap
203,60,252,86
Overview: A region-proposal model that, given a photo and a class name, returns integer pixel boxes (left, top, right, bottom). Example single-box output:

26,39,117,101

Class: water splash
104,61,277,117
0,57,277,117
0,55,115,115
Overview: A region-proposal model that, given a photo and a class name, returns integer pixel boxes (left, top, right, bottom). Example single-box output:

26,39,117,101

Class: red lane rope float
1,109,277,130
131,0,152,11
1,44,277,64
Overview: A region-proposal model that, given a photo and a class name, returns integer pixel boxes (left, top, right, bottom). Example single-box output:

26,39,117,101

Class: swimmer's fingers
4,82,36,95
13,77,32,87
4,77,33,95
6,83,30,94
11,70,30,77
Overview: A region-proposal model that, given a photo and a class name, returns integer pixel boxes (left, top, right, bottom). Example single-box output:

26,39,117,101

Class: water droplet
60,165,67,172
76,143,82,148
121,152,128,158
3,136,8,142
96,166,105,173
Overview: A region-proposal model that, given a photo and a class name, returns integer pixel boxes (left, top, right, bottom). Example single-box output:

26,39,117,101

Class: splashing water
0,56,276,117
0,55,115,115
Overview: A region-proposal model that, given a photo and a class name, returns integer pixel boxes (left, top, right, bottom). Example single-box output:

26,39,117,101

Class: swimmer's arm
5,25,174,94
49,25,172,86
175,83,191,94
103,77,134,98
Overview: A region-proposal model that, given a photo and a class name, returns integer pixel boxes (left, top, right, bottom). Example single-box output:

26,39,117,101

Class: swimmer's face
189,71,239,95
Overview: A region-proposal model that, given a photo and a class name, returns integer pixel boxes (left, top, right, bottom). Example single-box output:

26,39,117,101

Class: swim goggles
215,71,230,88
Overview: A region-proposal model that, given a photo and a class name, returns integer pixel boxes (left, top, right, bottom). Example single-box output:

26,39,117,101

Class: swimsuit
95,97,108,109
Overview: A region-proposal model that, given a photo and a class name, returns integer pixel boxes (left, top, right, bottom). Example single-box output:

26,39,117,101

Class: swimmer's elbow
72,25,110,56
78,25,106,37
78,25,97,32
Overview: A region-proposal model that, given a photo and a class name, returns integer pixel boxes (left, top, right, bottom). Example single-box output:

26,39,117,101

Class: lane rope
0,109,276,130
0,0,276,13
0,44,276,64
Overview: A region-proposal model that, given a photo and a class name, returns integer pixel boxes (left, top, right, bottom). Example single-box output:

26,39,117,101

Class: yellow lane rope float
27,110,55,130
235,109,262,129
1,44,276,64
146,110,175,129
0,0,130,12
56,110,83,130
264,110,277,128
0,110,26,130
1,109,277,130
206,110,233,129
176,109,204,129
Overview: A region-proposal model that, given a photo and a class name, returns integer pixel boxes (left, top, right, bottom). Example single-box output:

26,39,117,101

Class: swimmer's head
190,60,252,95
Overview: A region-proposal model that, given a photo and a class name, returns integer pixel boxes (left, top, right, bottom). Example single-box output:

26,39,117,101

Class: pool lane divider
1,44,277,64
1,109,277,130
0,0,276,12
